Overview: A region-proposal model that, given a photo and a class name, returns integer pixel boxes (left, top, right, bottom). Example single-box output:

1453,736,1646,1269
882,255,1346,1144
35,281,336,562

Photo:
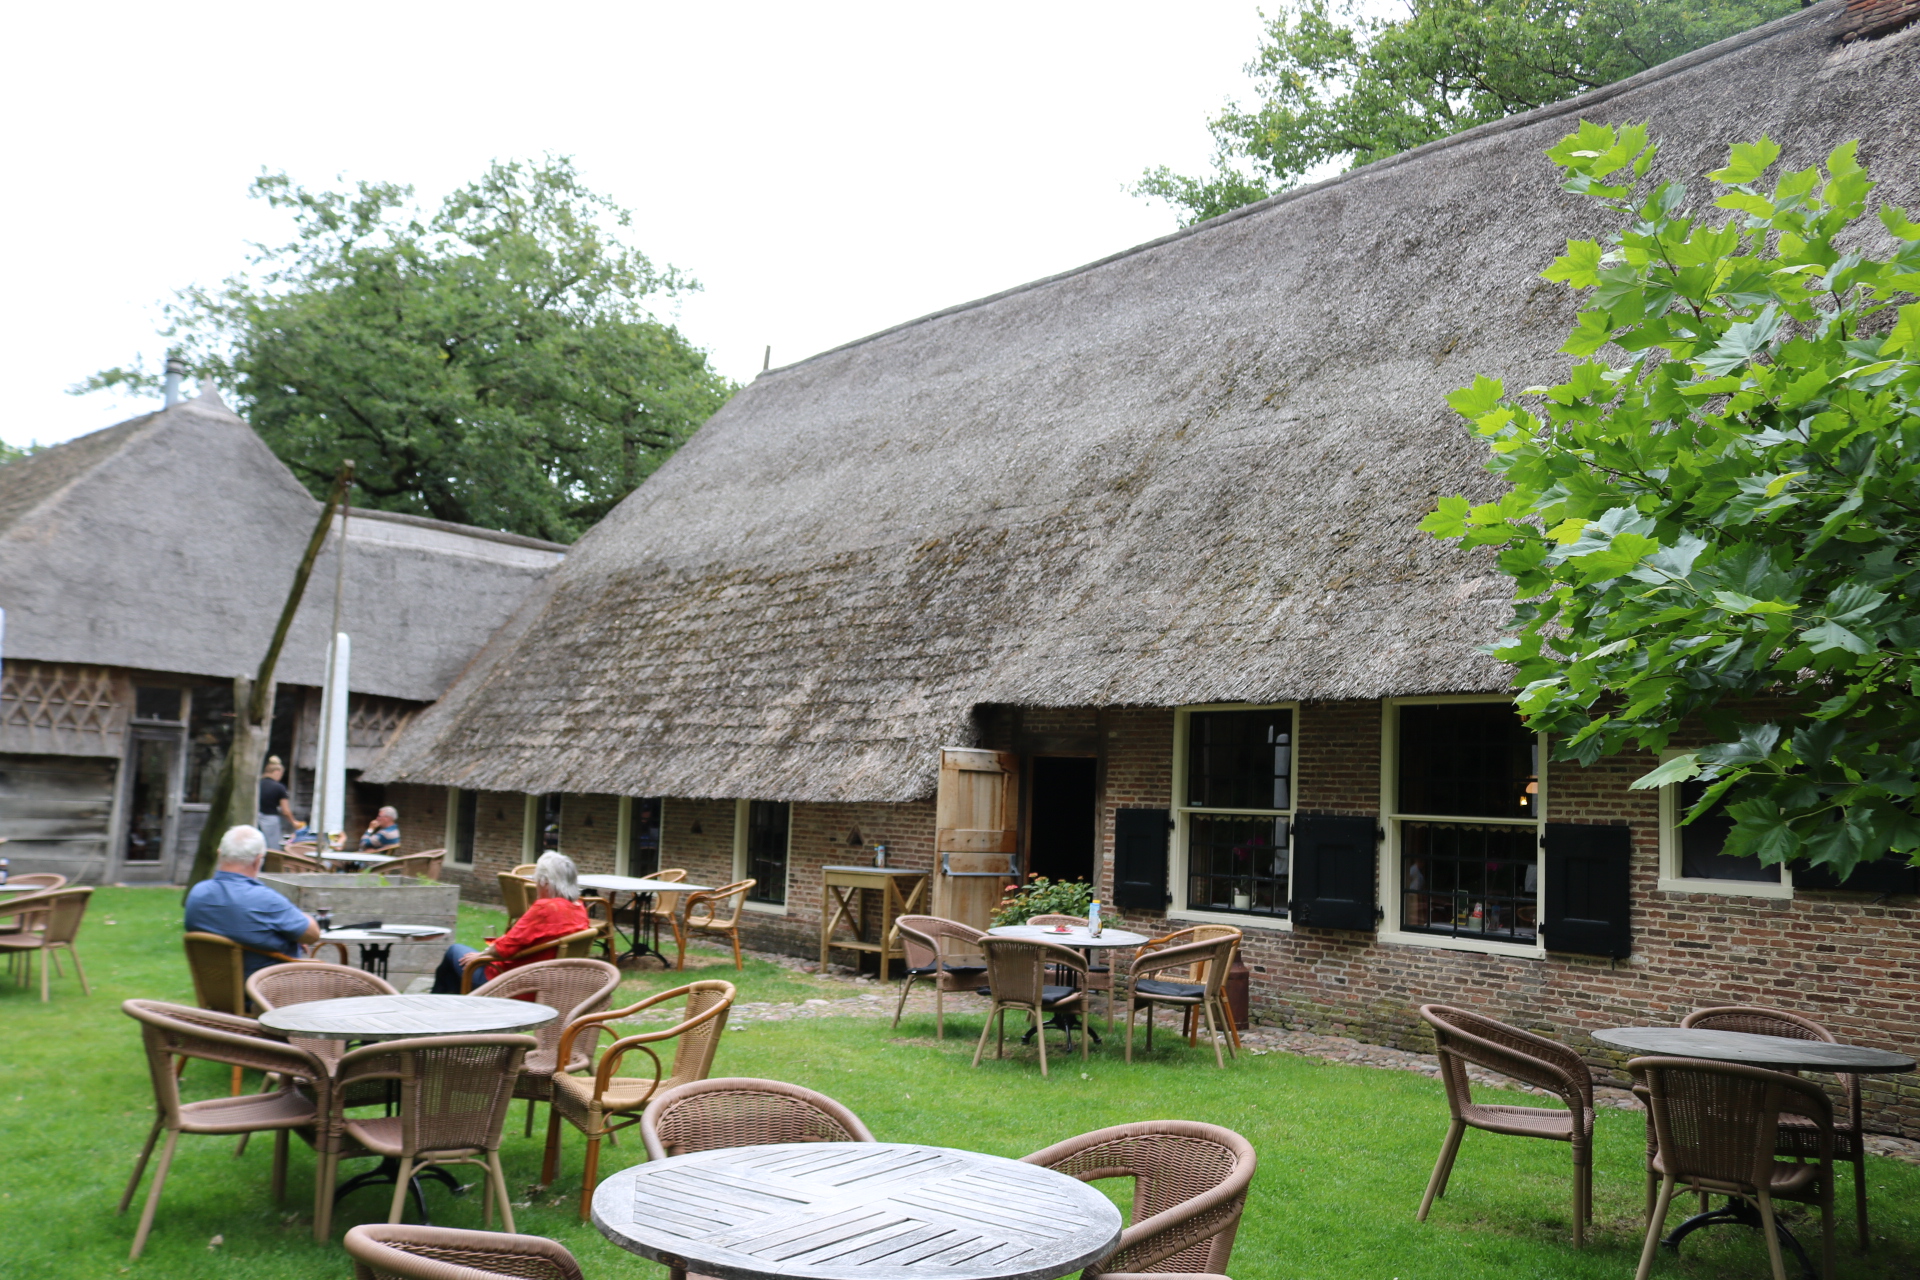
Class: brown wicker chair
497,872,538,928
677,878,755,970
1022,1120,1257,1274
1122,935,1237,1068
1631,1055,1836,1280
542,979,736,1218
457,927,603,992
471,958,622,1135
372,849,446,881
0,875,65,945
119,999,333,1259
1682,1005,1871,1250
1415,1004,1596,1245
345,1223,587,1280
974,936,1089,1077
184,931,348,1093
1026,913,1121,1025
265,849,327,874
322,1034,536,1237
0,886,91,1001
1135,925,1244,1049
641,1076,876,1159
891,914,988,1038
246,961,398,1082
644,868,690,960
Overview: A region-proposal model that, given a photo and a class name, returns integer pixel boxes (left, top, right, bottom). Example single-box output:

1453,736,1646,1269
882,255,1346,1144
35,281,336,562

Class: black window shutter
1542,823,1632,958
1112,808,1170,910
1288,814,1378,931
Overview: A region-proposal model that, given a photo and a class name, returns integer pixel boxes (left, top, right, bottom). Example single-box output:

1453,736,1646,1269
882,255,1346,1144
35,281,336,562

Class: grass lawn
3,886,1918,1280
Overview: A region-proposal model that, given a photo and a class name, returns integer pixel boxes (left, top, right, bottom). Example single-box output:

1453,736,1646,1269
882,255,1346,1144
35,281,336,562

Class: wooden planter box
261,873,459,992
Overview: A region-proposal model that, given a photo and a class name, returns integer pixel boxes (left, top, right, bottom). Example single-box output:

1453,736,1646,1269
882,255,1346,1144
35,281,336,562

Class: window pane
1186,814,1289,917
1400,820,1537,942
1187,709,1293,810
182,685,234,805
747,801,787,904
540,793,563,851
134,687,182,722
628,797,662,877
1676,778,1777,882
452,790,477,865
1398,703,1536,819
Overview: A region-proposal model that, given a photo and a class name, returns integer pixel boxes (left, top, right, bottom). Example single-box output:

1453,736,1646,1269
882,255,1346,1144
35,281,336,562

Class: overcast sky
3,1,1272,450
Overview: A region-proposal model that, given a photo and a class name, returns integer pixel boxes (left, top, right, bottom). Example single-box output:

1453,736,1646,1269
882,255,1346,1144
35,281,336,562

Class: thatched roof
0,387,565,702
368,3,1920,803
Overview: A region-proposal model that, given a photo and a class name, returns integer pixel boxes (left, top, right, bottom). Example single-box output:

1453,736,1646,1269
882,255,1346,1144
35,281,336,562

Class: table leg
1663,1195,1816,1280
335,1157,464,1223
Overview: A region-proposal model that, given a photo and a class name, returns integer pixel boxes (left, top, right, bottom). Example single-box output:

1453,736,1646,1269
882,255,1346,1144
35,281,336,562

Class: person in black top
256,757,297,851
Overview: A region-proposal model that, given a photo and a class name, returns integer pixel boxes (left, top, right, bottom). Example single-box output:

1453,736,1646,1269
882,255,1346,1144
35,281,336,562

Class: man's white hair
533,851,581,902
378,806,398,821
217,825,268,866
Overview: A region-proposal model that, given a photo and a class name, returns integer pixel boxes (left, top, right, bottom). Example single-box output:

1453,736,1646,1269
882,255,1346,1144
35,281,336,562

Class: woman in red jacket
432,851,593,992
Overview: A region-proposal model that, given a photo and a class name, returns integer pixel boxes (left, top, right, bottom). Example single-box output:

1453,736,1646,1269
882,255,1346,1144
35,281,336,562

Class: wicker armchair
1630,1055,1836,1280
0,886,91,1001
974,937,1089,1077
1122,936,1237,1068
265,849,327,874
644,868,690,960
1135,925,1243,1049
184,930,348,1092
0,874,64,942
1022,1121,1257,1274
457,927,602,992
1682,1005,1871,1249
245,961,397,1083
119,999,333,1259
497,872,538,927
641,1076,876,1159
322,1034,536,1237
471,958,622,1135
542,979,736,1218
1415,1004,1596,1245
1026,914,1119,1025
345,1224,586,1280
677,879,755,970
891,914,988,1038
372,849,445,881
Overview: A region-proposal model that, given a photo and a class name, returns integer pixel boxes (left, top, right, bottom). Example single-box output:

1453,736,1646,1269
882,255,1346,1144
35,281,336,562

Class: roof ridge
758,0,1834,379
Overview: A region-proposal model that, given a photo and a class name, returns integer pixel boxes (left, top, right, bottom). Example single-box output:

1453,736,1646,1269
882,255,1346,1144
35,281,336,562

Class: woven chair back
667,980,736,1082
27,887,92,945
1683,1004,1862,1123
896,914,986,967
265,850,326,874
497,873,537,924
374,850,445,881
344,1224,587,1280
647,867,690,919
472,959,621,1068
338,1035,535,1157
183,932,250,1015
247,960,397,1011
1130,936,1233,998
981,937,1085,1008
688,880,753,930
3,873,65,891
1633,1056,1832,1189
641,1077,877,1159
1419,1004,1594,1114
124,998,327,1127
1145,925,1242,981
1024,1120,1257,1274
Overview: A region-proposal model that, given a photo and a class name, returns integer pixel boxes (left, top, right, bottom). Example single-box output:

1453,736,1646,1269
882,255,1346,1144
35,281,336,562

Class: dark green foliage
82,158,735,542
993,875,1095,926
1136,0,1798,226
1424,123,1920,877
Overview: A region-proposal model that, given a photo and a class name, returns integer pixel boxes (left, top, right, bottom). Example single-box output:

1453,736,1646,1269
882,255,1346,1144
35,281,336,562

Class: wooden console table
819,865,927,978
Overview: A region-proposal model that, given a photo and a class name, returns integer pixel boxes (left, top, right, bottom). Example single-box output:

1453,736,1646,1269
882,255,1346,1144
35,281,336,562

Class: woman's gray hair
533,851,581,901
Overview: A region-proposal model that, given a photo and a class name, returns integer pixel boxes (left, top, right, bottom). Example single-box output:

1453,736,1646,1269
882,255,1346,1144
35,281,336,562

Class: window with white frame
1175,705,1295,919
1390,699,1543,945
618,796,663,878
735,800,789,906
1658,771,1790,896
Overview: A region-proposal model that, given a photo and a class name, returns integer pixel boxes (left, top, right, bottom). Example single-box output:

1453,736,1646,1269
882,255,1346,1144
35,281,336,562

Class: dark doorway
1027,756,1097,884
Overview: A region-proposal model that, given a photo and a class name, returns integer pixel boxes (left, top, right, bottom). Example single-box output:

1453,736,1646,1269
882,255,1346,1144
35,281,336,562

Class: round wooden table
593,1141,1122,1280
1591,1026,1916,1074
257,993,558,1041
579,873,715,966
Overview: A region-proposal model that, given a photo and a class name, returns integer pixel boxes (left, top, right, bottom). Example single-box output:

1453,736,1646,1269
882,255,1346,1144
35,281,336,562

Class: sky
2,1,1273,450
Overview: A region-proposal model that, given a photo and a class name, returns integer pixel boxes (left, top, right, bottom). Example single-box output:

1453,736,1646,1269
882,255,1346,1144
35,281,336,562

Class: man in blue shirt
359,806,401,853
184,825,320,974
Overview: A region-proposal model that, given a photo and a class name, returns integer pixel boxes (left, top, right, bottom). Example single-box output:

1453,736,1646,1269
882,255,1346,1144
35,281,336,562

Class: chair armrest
303,940,350,964
458,949,496,994
594,1039,664,1097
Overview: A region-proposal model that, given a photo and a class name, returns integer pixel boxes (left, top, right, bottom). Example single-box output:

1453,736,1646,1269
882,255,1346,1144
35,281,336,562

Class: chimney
1839,0,1919,40
162,354,186,408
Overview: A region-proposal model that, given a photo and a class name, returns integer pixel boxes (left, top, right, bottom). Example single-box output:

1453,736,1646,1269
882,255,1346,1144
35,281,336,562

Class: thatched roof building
369,2,1920,804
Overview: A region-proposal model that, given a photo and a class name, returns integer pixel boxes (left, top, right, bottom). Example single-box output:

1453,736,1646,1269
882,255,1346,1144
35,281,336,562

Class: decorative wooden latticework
0,662,129,757
348,695,415,751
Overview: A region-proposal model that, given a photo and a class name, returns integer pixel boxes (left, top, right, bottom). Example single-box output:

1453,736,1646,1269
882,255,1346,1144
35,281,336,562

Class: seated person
359,806,401,852
434,852,592,992
184,825,320,975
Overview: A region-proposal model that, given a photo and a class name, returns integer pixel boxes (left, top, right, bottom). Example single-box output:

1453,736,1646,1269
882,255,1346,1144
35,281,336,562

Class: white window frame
521,794,541,864
734,799,790,914
1380,695,1548,960
1170,702,1299,931
616,796,668,879
444,787,472,866
1656,754,1792,898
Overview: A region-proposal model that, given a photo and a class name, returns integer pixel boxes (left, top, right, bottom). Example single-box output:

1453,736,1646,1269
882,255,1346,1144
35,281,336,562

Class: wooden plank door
932,747,1019,931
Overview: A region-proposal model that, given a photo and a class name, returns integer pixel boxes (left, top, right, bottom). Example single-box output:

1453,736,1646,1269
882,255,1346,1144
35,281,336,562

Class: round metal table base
335,1157,466,1224
1663,1195,1816,1280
